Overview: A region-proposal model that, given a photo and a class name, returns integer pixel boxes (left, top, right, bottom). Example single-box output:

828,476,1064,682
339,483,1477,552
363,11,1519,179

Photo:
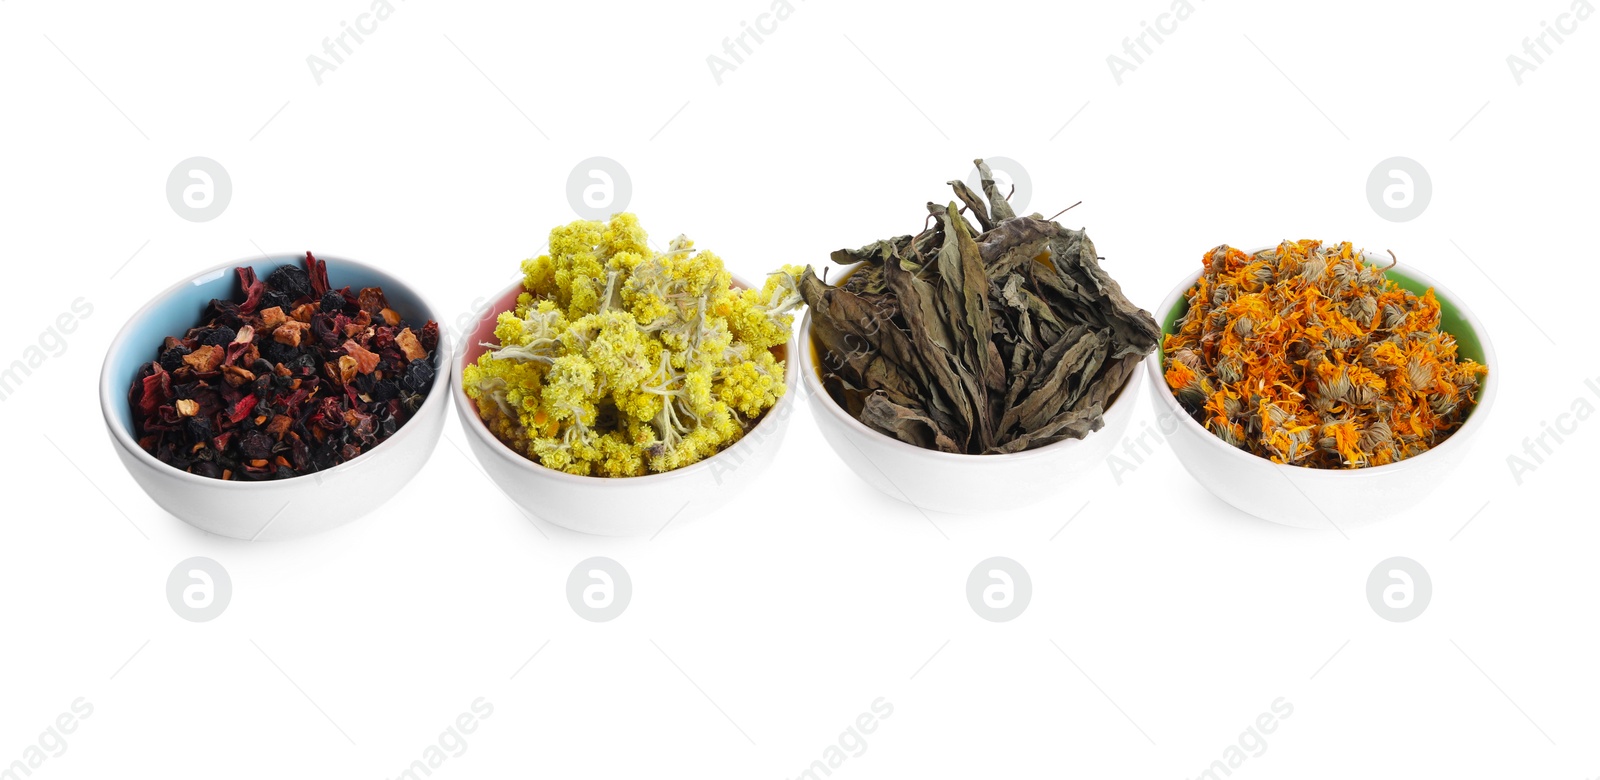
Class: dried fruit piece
260,306,287,331
396,328,427,363
337,355,360,384
182,345,224,373
273,320,310,347
342,340,380,375
221,365,256,388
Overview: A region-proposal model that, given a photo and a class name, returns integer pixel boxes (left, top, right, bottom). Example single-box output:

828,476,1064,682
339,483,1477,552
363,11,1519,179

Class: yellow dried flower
462,213,803,476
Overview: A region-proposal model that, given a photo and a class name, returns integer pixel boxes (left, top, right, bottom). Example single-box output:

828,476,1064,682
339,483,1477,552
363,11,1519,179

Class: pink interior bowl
450,275,798,537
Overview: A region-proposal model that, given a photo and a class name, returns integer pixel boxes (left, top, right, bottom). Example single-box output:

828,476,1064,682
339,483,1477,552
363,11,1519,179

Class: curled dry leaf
798,158,1160,455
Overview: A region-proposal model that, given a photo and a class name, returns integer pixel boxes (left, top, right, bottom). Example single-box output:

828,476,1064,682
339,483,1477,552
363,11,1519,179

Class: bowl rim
452,272,799,484
98,251,453,490
1142,245,1500,478
796,308,1145,463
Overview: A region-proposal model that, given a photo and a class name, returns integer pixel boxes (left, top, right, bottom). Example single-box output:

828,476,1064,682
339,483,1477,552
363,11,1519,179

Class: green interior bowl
1159,259,1491,422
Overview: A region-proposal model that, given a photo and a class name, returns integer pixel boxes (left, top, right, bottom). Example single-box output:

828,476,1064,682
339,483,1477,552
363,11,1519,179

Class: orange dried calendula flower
1163,240,1487,468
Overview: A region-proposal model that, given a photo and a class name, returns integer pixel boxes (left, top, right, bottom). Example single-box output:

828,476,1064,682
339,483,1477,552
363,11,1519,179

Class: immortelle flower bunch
463,213,803,476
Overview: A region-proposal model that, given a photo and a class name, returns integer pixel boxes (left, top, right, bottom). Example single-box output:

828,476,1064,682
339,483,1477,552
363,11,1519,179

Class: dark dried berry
369,380,400,402
311,447,336,470
182,415,214,443
239,430,273,460
267,264,315,302
197,326,236,347
159,345,192,371
288,436,311,470
320,289,348,313
259,339,297,366
375,407,398,438
261,290,293,313
204,299,244,329
400,360,435,393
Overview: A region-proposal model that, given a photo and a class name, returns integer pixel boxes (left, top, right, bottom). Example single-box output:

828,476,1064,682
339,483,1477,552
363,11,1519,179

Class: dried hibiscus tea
128,252,439,480
1162,240,1488,468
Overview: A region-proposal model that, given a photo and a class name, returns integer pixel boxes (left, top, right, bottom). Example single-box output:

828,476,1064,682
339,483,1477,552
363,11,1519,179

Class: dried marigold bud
1162,240,1487,469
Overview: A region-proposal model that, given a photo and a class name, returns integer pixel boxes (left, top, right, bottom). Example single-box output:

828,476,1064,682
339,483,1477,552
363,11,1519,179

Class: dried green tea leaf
975,158,1017,223
860,393,962,453
990,404,1104,454
798,159,1160,455
947,178,994,232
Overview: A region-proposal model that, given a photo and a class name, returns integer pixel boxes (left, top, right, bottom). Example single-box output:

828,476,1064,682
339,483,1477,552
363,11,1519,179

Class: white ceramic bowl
799,310,1144,514
1144,249,1498,530
453,275,797,537
99,253,451,541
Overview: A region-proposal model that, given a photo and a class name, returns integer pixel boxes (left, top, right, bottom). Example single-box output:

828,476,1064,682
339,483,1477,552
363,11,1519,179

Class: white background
1,0,1596,777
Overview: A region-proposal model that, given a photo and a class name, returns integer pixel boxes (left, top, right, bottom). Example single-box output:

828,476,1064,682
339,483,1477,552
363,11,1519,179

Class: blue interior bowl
97,252,452,539
103,253,442,439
